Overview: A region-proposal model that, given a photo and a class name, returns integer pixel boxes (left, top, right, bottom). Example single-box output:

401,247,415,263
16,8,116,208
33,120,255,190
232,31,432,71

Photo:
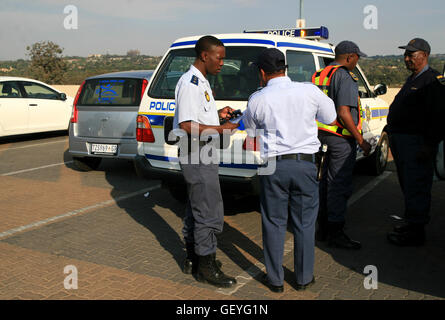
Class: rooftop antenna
297,0,306,28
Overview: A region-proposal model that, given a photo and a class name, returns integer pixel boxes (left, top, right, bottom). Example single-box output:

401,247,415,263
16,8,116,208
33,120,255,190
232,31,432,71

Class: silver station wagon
69,70,153,171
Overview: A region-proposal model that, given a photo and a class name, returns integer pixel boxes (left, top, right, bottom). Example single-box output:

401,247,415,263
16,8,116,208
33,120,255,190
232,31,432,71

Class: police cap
254,48,288,73
335,40,367,57
398,38,431,54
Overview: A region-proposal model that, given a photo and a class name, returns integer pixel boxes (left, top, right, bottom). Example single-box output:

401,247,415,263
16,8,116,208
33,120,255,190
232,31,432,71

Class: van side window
317,56,334,69
149,47,263,101
286,51,316,82
353,67,372,99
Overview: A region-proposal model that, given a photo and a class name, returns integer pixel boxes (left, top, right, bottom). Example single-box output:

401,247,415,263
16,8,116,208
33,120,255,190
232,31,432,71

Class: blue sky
1,0,444,60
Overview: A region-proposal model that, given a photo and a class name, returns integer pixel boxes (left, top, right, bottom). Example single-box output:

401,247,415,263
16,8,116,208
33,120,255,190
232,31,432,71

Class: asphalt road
0,131,444,300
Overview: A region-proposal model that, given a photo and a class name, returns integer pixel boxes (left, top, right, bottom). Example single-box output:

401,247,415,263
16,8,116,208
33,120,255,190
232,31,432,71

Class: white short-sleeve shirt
243,76,336,158
173,65,220,130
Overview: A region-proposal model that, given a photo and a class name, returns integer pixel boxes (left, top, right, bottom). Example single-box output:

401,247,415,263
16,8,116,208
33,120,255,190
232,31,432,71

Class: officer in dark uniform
386,38,443,246
315,41,371,250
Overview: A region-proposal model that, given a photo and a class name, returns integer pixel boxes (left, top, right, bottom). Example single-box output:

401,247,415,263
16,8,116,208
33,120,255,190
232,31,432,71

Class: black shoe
295,276,315,291
196,253,236,288
328,230,361,250
183,243,222,275
262,274,284,293
387,227,425,247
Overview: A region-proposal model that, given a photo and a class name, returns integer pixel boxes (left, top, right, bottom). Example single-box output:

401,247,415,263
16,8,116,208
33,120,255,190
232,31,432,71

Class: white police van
134,27,390,201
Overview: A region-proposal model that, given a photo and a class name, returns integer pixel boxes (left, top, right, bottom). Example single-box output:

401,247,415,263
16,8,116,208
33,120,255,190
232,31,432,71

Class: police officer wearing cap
243,48,337,293
173,35,239,287
386,38,442,246
314,41,371,250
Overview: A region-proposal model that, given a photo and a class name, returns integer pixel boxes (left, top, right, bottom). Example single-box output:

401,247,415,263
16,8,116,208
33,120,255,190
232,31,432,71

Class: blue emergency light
244,26,329,40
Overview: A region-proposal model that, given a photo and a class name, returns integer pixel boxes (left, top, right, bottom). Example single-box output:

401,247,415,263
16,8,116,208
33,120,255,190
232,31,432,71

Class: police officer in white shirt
243,48,337,293
173,35,239,288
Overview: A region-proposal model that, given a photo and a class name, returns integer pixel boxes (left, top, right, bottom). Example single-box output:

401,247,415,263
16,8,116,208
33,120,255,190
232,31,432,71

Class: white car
0,77,74,137
134,27,390,200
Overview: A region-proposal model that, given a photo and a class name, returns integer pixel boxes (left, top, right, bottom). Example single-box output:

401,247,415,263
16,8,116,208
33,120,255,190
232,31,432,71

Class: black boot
183,243,222,275
387,224,425,246
196,253,237,288
183,242,197,275
327,222,361,250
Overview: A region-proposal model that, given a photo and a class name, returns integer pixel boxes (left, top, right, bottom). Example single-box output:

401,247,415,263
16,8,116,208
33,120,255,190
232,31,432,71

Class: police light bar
243,26,329,40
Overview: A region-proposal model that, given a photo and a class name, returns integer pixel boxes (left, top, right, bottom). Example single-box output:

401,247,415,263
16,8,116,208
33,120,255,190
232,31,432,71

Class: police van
134,27,390,200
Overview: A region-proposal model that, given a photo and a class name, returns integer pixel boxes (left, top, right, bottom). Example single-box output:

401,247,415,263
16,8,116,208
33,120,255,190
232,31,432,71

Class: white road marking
1,161,74,176
0,184,161,240
0,139,67,151
217,171,393,296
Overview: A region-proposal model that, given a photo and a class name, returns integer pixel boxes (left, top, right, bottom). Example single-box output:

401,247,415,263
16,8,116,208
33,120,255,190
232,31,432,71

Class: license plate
91,143,117,154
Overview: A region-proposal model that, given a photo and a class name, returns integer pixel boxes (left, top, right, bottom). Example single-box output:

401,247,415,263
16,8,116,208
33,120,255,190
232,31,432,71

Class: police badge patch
205,91,210,102
437,75,445,86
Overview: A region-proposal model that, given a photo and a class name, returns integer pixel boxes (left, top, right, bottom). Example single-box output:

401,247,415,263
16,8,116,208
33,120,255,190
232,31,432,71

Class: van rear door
76,78,143,139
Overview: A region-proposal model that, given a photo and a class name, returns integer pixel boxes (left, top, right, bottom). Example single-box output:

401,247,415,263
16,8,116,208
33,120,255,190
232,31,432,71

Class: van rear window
148,47,264,101
78,78,143,106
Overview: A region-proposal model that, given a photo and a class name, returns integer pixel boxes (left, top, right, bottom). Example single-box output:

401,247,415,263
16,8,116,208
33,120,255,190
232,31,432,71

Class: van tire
73,156,102,171
367,131,389,176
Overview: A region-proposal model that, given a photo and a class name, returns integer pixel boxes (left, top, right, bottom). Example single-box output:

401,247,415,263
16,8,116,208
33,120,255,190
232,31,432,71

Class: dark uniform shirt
386,66,440,135
415,73,445,143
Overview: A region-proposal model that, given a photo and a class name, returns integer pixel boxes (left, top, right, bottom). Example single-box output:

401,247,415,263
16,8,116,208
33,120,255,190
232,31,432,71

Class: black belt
275,153,315,163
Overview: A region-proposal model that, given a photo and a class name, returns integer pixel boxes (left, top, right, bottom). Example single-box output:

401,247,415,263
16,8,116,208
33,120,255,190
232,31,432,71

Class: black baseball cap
398,38,431,54
335,40,367,57
254,48,287,73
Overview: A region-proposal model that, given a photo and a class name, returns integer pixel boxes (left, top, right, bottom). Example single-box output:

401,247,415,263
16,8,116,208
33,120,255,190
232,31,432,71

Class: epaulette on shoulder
190,75,199,86
437,75,445,86
349,71,359,82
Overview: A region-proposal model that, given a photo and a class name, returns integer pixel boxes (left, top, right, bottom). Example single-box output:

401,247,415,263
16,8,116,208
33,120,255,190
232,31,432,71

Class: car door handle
29,104,38,106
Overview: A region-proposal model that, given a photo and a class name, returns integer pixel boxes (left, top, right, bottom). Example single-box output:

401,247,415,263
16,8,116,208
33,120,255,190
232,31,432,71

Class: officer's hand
218,106,235,120
221,121,239,131
360,140,372,157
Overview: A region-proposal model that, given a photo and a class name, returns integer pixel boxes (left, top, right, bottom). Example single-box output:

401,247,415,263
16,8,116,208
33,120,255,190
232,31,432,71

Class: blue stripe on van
277,42,333,53
145,154,258,170
147,115,166,126
171,38,275,47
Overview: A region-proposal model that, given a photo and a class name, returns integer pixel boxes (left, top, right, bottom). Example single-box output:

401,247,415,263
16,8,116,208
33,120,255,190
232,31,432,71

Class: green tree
26,41,67,84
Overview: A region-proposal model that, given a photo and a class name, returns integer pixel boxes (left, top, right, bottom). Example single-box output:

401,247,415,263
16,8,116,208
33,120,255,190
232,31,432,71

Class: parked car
0,77,73,137
69,70,154,171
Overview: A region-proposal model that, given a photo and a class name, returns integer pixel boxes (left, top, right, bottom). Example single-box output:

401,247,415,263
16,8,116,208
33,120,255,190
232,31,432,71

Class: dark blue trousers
389,133,435,225
260,158,319,286
181,162,224,256
319,135,357,224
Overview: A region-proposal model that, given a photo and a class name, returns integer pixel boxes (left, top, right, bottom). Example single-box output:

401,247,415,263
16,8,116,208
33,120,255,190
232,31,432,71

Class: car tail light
70,80,85,123
140,79,148,101
243,136,260,151
136,115,155,143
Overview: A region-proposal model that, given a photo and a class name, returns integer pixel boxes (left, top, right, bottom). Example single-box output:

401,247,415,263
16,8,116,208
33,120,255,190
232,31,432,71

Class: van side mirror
373,84,387,96
59,93,67,101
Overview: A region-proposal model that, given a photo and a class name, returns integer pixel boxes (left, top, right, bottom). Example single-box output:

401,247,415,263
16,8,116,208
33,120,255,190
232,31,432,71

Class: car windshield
78,78,143,106
148,47,264,101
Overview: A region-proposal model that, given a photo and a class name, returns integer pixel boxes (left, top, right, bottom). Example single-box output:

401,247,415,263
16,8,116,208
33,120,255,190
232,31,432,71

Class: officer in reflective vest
312,41,371,250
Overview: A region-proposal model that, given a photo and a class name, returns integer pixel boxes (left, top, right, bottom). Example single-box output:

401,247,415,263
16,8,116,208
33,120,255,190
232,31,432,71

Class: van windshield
149,47,264,101
78,78,143,106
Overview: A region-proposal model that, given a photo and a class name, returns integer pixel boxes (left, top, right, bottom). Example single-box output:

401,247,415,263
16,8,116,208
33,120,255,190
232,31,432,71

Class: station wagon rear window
149,47,264,101
78,78,143,106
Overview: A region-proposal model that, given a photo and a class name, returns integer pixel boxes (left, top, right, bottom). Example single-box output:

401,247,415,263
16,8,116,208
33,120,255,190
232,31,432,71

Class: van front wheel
367,132,389,176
